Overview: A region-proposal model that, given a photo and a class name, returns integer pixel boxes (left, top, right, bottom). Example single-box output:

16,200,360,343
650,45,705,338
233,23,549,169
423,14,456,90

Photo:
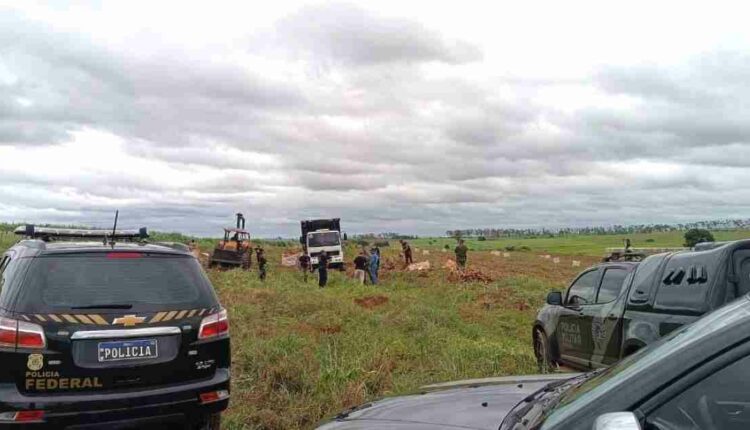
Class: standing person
298,253,311,282
257,249,268,281
455,239,468,269
368,247,380,285
318,251,329,288
401,240,413,266
353,251,368,284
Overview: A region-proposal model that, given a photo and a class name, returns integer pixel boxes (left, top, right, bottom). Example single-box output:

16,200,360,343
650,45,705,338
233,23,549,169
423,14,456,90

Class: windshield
17,253,217,312
540,297,750,428
308,231,340,247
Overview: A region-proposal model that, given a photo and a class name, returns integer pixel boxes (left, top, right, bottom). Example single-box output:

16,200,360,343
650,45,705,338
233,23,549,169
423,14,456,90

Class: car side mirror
593,412,641,430
546,291,563,306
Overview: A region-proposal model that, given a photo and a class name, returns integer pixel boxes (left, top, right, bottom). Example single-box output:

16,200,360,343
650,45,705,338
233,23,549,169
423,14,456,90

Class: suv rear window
15,253,217,313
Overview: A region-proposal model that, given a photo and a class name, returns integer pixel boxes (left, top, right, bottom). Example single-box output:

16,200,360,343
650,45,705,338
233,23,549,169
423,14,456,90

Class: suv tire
534,328,554,373
194,413,221,430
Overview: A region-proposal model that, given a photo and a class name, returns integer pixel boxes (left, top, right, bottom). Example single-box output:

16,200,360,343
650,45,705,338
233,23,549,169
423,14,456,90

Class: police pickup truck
0,226,230,428
533,239,750,370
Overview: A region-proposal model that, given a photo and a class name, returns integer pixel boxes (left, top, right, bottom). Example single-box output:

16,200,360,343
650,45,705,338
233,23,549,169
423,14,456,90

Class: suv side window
596,268,629,304
566,270,598,306
647,354,750,430
0,256,9,292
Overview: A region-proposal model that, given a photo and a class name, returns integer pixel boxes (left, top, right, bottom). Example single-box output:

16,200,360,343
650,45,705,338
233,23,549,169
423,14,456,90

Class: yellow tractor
209,213,253,270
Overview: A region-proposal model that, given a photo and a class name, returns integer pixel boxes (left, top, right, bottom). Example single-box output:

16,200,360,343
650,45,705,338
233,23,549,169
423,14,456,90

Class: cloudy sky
2,0,750,237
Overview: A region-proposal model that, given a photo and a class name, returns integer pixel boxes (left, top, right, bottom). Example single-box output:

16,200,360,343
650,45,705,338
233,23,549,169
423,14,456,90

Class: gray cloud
274,3,482,66
2,4,750,236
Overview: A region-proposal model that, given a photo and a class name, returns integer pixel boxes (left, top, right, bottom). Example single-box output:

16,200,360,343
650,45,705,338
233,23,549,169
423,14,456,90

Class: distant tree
684,229,715,247
477,236,487,241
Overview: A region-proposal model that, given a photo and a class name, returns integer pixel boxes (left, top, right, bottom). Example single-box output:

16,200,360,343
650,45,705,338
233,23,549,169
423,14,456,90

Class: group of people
353,247,380,285
292,239,469,287
296,247,381,287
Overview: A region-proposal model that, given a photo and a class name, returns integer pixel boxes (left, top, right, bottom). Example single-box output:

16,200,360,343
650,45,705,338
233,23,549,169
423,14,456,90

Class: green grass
214,269,547,429
3,229,750,428
411,230,750,256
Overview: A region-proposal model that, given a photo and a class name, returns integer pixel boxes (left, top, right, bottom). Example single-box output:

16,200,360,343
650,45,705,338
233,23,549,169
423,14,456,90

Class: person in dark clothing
255,246,263,263
353,251,368,284
455,239,468,269
257,249,268,281
298,254,311,282
318,251,329,287
401,240,413,266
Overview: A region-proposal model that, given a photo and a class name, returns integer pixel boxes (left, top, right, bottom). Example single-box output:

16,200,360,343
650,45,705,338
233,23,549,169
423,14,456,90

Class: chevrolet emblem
112,315,146,327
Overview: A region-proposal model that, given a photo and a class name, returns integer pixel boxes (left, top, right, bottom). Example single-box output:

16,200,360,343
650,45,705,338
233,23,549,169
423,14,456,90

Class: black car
0,226,230,429
319,294,750,429
534,239,750,370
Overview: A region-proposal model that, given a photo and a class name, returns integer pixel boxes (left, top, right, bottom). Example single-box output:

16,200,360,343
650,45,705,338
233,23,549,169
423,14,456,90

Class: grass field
1,229,748,428
412,230,750,256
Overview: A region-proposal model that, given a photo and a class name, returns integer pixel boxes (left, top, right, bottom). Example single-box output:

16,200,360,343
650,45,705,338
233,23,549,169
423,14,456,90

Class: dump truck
209,213,253,269
300,218,344,269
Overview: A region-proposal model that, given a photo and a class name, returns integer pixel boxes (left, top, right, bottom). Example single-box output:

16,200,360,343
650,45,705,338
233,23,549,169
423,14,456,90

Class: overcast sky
2,1,750,237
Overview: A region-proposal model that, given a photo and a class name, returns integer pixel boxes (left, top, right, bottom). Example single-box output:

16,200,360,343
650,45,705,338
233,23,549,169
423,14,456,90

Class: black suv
0,226,230,429
533,239,750,370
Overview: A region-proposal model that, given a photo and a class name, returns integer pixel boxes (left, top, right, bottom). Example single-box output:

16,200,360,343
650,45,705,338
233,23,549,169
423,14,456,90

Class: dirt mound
354,295,389,309
450,268,493,283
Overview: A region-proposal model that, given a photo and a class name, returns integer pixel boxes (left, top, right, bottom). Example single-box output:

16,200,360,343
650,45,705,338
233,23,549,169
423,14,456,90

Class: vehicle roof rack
14,225,149,241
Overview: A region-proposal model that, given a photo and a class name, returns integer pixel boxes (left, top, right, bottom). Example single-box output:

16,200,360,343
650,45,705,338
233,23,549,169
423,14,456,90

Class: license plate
97,339,158,362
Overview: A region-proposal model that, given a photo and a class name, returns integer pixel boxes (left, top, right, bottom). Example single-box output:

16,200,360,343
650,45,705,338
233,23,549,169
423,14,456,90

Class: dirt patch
459,289,532,322
447,267,494,283
476,290,531,311
354,295,389,309
295,322,342,337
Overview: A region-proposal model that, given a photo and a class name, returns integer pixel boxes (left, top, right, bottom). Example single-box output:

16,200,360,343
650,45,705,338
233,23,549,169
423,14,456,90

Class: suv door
557,269,600,367
586,267,631,367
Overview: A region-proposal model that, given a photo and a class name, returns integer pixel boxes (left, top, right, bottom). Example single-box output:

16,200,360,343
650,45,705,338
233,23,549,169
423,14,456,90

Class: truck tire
241,253,251,270
534,328,555,373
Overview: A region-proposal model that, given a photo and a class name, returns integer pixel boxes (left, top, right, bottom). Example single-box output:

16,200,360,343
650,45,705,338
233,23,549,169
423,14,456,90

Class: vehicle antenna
109,210,119,247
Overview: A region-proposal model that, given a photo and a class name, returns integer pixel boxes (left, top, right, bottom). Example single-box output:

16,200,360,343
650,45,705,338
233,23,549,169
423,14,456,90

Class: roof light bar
14,225,148,241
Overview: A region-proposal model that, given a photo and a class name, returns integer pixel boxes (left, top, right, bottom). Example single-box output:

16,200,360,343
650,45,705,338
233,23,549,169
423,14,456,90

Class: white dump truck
300,218,344,269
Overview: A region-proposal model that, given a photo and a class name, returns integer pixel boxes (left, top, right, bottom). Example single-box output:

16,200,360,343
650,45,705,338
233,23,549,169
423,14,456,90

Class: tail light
198,309,229,340
0,317,46,349
199,389,229,404
0,410,45,423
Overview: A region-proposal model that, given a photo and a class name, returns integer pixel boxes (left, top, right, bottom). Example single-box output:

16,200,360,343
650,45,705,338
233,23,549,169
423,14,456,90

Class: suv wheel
194,413,221,430
534,328,554,373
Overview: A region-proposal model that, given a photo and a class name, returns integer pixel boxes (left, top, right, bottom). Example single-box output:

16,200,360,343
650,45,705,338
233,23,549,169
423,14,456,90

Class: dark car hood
317,373,580,430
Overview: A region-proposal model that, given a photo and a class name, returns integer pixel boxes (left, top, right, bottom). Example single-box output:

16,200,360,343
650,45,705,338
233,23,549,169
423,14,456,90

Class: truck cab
534,239,750,371
300,219,345,269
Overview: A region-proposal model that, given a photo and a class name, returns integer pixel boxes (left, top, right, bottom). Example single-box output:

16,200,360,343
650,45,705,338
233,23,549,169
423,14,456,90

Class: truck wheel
534,328,554,373
241,253,251,270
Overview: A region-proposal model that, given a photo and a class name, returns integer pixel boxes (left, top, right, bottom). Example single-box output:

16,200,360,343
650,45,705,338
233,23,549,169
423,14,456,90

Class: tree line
446,218,750,239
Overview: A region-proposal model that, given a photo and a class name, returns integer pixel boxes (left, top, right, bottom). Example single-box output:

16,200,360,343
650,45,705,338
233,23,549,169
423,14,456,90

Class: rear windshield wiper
72,303,133,309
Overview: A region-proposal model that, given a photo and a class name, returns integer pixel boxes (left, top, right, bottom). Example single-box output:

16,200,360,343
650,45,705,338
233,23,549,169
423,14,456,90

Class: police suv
0,226,230,428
